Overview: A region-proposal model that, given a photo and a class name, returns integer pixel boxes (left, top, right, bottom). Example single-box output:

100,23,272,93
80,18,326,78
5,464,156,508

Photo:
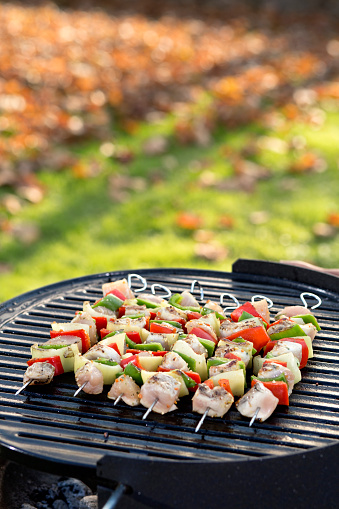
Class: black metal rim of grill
0,258,339,506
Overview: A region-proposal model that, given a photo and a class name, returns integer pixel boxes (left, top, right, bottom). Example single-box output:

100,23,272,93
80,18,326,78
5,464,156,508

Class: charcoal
79,495,98,509
31,484,59,507
57,478,92,509
52,500,69,509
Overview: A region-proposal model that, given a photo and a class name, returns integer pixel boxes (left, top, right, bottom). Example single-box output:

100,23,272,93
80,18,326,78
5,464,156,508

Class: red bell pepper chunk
204,379,215,389
223,352,242,361
93,316,107,335
264,337,308,369
187,311,202,321
100,328,111,340
183,371,201,392
106,288,126,301
118,306,126,318
263,359,288,368
157,366,170,372
251,379,289,406
183,371,201,385
126,349,167,356
231,302,260,322
217,378,233,396
27,356,64,376
50,328,91,353
150,322,177,334
190,326,218,345
225,326,270,353
120,354,142,370
125,331,142,344
107,342,121,355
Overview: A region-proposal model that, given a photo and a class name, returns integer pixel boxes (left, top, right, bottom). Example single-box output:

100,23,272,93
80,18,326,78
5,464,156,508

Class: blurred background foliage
0,0,339,302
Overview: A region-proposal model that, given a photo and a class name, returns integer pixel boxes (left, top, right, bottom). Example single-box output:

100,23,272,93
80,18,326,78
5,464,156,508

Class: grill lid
0,259,338,476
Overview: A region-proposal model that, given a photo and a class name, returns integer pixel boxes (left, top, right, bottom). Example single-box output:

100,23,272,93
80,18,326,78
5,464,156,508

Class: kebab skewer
16,276,321,432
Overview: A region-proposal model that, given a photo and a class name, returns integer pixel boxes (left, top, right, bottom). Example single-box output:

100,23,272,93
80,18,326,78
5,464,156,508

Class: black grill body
0,259,338,508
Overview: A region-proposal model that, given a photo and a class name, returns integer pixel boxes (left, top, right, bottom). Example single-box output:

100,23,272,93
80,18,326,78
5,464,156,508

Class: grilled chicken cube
123,304,151,317
220,317,265,338
137,293,165,305
102,278,134,299
139,373,181,414
258,362,295,395
161,352,189,371
108,374,140,406
45,334,83,353
275,305,311,320
192,384,234,418
215,339,251,367
75,362,104,394
204,300,225,317
144,333,170,350
179,290,200,308
252,298,270,324
71,311,98,346
267,317,294,336
236,381,279,422
84,344,121,363
208,358,239,377
156,305,187,321
183,334,208,357
23,362,55,386
268,340,303,364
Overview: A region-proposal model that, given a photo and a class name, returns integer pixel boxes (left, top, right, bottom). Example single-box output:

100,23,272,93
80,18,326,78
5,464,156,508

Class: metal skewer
190,280,204,301
142,398,158,420
127,273,147,293
195,408,209,433
220,293,240,313
300,292,322,310
113,393,123,405
251,295,274,308
249,407,261,427
15,380,32,396
73,382,87,397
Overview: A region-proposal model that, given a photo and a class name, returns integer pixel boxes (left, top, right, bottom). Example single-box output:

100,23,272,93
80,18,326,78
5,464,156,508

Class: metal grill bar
0,263,339,474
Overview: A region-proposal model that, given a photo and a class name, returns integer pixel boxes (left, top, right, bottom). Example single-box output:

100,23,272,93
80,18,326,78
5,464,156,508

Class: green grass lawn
0,101,338,303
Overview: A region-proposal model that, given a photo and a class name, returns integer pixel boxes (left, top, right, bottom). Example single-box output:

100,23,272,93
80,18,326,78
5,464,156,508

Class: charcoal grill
0,259,338,508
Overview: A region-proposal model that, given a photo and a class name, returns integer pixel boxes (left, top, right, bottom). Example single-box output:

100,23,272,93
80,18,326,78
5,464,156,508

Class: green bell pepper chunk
124,363,143,386
125,336,164,351
251,373,288,386
136,298,159,309
239,311,255,321
201,307,224,320
38,344,67,350
93,293,124,312
94,358,119,366
206,357,230,371
102,331,121,340
269,323,307,341
172,350,196,371
180,371,197,389
294,314,321,331
169,294,201,312
197,337,215,358
150,319,183,329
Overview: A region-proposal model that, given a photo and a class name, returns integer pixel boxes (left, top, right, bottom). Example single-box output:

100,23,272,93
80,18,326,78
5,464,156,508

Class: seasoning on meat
75,362,104,394
139,373,181,415
192,383,234,418
160,352,189,371
236,381,279,422
108,374,140,406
